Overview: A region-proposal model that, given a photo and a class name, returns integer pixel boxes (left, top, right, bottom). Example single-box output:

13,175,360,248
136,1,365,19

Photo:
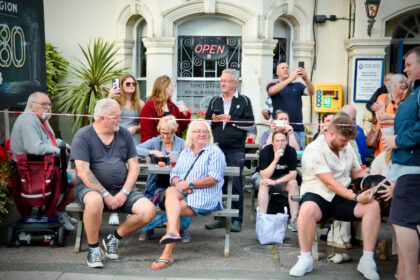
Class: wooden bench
66,165,240,258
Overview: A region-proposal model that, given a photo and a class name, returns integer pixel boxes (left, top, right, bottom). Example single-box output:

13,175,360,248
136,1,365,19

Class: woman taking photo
108,73,145,145
140,75,191,142
371,74,409,156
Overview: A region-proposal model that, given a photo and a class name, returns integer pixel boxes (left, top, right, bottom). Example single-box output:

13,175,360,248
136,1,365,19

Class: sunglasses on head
124,82,136,86
162,75,169,82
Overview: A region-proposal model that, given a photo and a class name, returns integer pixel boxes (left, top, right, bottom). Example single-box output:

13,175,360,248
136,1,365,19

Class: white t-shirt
300,134,361,202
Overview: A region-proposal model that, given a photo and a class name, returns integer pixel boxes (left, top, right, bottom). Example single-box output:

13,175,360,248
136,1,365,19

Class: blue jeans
224,151,245,223
297,131,306,150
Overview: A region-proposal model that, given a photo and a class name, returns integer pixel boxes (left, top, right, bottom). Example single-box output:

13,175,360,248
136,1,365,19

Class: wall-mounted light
365,0,381,36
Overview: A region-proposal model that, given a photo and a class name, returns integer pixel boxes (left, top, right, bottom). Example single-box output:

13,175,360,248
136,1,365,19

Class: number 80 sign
0,24,26,68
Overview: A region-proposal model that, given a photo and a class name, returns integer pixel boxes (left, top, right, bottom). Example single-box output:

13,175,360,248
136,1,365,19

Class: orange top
374,93,406,156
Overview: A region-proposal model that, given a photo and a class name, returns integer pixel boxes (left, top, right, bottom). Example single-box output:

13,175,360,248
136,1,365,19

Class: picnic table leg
312,225,319,261
224,216,232,258
74,211,84,253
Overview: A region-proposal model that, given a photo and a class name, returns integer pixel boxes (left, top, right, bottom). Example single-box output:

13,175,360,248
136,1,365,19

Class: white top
369,151,389,177
300,135,361,202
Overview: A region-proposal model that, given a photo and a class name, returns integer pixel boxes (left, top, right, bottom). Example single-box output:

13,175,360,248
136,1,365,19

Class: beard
330,138,344,153
40,110,52,121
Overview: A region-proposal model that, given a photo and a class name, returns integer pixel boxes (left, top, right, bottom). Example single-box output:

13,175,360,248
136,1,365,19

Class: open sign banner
193,38,228,61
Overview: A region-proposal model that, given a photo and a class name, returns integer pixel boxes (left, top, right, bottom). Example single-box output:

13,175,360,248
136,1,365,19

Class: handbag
158,150,204,211
256,207,289,245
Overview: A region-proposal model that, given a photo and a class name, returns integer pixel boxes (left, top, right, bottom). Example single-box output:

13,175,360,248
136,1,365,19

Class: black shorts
389,174,420,230
74,183,144,214
300,192,358,223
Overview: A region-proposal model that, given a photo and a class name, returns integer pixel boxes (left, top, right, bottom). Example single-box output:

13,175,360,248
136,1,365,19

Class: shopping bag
256,207,289,245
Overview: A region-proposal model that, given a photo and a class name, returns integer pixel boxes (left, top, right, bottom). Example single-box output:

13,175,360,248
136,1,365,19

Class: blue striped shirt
170,144,226,210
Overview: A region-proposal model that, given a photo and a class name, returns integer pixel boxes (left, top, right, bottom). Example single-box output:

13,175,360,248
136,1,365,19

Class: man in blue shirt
266,63,314,148
341,104,366,166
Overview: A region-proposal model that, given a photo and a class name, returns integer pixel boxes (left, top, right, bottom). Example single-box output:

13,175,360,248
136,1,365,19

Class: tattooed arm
74,160,120,209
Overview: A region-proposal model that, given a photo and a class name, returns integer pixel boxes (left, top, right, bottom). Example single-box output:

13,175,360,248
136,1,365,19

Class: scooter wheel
57,226,65,247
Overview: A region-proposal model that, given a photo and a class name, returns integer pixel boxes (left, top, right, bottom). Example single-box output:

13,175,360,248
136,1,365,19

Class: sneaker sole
86,259,103,268
288,225,298,232
289,266,313,277
102,239,119,260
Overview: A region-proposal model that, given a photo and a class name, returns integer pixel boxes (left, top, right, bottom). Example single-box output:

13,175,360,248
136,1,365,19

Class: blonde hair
157,115,178,133
114,73,142,114
147,75,172,116
184,120,214,149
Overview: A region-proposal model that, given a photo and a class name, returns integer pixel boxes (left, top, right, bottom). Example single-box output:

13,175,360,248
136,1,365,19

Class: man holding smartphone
205,68,255,232
266,62,314,148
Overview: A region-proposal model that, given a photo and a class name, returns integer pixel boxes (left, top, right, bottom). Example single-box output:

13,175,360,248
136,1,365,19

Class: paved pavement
0,193,397,280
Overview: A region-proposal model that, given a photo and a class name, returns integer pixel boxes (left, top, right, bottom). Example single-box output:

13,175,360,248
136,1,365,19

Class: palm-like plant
58,38,125,130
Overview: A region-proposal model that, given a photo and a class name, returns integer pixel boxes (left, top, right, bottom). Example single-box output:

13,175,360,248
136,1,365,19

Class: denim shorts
189,202,222,217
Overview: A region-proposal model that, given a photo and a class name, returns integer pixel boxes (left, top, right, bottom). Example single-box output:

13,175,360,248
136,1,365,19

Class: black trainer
86,247,104,268
103,234,119,260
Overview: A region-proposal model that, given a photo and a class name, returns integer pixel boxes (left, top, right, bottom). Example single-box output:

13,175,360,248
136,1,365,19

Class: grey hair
184,120,214,149
340,105,356,122
386,74,410,94
27,92,48,105
222,68,239,82
93,98,119,121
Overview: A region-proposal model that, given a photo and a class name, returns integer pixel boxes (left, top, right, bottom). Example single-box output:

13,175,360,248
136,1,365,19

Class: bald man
266,62,314,148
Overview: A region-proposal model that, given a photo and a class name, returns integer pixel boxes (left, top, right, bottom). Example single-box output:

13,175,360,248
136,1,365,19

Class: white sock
362,250,374,260
300,251,312,259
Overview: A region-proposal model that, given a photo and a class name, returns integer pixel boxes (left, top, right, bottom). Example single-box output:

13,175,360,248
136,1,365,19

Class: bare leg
393,225,420,280
83,192,104,244
354,200,381,252
117,197,156,237
257,180,269,214
297,201,322,252
283,179,299,219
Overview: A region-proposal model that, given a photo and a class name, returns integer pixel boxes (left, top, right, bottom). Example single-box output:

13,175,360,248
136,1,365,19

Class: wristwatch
352,194,358,202
101,190,110,198
189,181,194,190
122,189,130,196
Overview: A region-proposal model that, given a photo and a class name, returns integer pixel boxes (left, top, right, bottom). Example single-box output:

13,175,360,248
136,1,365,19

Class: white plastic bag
256,207,289,245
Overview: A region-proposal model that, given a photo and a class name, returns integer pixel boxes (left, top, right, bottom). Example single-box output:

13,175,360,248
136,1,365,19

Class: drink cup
381,126,394,136
169,151,179,167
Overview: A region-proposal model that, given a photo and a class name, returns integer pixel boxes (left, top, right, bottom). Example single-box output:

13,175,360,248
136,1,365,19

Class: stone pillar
292,41,315,128
142,37,176,97
241,38,277,131
345,37,392,124
115,39,135,72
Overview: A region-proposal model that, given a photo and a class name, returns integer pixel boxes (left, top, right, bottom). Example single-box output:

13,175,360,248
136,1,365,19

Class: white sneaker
64,212,78,224
289,255,313,277
357,256,380,280
57,213,75,231
108,213,120,226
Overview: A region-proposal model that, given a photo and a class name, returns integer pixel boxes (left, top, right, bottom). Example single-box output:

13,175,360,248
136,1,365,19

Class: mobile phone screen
298,61,304,68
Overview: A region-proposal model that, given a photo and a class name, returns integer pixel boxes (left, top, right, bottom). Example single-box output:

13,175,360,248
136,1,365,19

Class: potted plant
57,38,125,131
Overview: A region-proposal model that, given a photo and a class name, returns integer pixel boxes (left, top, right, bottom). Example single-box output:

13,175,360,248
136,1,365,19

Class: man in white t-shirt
289,116,381,280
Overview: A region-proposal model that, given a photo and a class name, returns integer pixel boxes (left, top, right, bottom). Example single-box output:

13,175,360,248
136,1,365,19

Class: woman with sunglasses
108,74,145,226
108,74,145,145
371,74,410,156
140,75,191,143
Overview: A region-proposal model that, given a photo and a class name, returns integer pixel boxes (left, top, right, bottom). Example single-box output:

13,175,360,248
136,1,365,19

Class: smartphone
112,78,120,89
274,120,287,127
213,109,221,115
298,61,304,68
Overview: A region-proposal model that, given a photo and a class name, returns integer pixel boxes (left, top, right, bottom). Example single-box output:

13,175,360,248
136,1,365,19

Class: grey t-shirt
70,124,137,192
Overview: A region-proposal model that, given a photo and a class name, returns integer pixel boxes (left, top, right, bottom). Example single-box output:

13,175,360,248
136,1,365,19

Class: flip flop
151,258,174,270
159,232,181,244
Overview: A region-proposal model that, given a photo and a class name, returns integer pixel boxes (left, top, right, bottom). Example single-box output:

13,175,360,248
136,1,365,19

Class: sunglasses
162,75,169,82
124,82,136,86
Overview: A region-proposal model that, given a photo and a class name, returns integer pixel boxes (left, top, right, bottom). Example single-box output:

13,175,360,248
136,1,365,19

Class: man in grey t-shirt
70,99,156,268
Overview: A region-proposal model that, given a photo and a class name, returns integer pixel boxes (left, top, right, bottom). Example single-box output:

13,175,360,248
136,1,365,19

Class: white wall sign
353,58,384,102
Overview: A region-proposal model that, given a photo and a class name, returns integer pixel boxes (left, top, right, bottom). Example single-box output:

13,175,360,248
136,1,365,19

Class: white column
241,38,277,132
345,37,392,124
142,37,176,97
115,39,135,72
291,41,315,128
